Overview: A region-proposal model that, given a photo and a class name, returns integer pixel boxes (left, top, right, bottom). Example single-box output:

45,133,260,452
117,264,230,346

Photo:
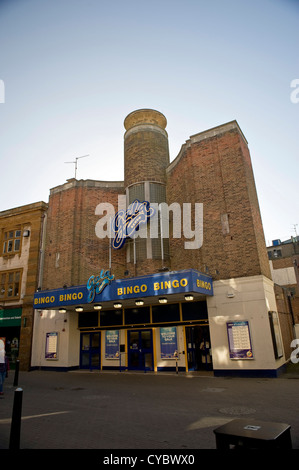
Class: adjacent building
0,202,48,370
28,109,294,376
267,237,299,346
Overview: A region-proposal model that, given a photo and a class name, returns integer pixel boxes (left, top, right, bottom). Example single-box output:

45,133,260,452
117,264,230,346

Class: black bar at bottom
13,360,20,387
9,387,23,450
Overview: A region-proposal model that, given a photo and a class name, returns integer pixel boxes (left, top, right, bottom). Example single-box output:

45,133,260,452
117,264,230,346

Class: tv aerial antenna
64,154,90,179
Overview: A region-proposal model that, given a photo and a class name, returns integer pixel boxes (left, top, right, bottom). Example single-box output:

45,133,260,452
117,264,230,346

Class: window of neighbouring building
2,228,22,255
0,270,22,300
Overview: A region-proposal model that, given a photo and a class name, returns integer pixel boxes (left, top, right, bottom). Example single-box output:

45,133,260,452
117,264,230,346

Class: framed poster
160,327,178,359
226,321,253,360
105,330,119,359
45,332,58,360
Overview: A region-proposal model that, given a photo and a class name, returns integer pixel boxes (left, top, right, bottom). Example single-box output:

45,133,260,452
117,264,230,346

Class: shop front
32,269,214,372
0,308,22,369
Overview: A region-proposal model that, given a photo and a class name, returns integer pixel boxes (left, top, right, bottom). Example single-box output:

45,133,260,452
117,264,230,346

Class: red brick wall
42,180,126,289
43,121,271,288
124,129,169,187
167,124,271,280
124,109,169,187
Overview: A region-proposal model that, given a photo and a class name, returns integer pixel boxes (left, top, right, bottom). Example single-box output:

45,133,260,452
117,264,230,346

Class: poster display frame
160,326,178,359
226,320,254,360
105,330,120,359
45,332,59,360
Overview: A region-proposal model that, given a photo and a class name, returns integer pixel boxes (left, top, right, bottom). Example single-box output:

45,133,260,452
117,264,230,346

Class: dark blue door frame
186,325,212,371
80,332,101,370
127,329,153,371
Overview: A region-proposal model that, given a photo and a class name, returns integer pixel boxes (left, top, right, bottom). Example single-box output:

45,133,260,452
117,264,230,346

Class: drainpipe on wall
37,212,47,290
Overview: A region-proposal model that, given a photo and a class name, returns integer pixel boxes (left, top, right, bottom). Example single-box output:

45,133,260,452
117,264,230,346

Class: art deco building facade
31,109,293,377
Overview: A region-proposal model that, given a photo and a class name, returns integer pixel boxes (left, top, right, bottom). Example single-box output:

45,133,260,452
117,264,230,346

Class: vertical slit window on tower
149,183,166,203
128,183,145,204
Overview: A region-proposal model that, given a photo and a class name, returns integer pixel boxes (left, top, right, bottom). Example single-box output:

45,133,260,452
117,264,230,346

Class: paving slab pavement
1,368,299,455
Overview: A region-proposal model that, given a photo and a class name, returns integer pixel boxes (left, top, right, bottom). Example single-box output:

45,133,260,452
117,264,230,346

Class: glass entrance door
128,329,153,371
80,332,101,370
185,325,212,371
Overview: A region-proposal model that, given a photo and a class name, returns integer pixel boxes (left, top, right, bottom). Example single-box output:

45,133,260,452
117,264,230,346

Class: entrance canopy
33,269,213,310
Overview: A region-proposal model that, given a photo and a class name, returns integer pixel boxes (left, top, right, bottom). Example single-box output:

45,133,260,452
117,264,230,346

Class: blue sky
0,0,298,245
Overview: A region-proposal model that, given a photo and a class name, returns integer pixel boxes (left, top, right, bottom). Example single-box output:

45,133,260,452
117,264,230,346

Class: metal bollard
13,360,20,387
9,387,23,450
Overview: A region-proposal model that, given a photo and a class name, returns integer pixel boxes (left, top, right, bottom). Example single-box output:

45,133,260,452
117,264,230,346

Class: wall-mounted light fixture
59,308,66,313
114,303,122,309
135,299,144,306
75,306,83,312
159,297,167,304
94,304,102,310
185,294,194,301
226,291,235,298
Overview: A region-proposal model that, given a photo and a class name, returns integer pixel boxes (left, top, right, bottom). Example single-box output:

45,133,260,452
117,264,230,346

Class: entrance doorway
128,329,153,371
185,325,212,371
80,332,101,370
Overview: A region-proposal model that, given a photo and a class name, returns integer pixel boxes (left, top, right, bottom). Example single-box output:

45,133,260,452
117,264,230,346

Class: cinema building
31,109,293,377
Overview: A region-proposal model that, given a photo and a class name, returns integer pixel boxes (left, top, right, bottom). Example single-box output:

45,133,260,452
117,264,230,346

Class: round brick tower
124,109,169,188
123,109,170,273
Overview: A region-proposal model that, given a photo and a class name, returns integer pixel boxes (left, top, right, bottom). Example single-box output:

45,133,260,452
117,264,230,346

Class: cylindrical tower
124,108,169,188
123,109,170,274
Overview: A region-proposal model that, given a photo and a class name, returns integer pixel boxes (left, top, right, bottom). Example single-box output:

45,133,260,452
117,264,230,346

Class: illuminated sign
87,269,115,303
111,199,155,250
33,269,213,309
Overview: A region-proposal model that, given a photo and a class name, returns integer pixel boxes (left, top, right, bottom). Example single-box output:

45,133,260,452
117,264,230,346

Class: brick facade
167,123,271,280
42,179,125,289
124,109,169,187
42,111,271,288
0,202,48,370
31,109,296,376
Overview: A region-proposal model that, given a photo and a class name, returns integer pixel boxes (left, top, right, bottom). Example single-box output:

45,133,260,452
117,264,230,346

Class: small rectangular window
0,270,22,300
2,228,22,255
